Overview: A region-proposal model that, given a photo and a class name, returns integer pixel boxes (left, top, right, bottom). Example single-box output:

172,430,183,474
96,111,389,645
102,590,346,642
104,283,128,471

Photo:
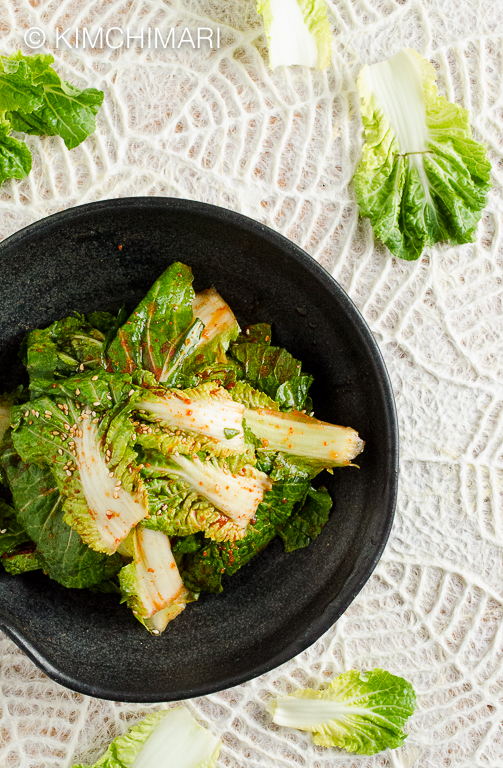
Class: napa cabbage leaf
72,707,221,768
267,668,416,754
354,48,491,261
257,0,332,70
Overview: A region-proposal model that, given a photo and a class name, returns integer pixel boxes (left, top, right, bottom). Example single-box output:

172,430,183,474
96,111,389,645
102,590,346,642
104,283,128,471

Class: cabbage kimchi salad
0,263,364,634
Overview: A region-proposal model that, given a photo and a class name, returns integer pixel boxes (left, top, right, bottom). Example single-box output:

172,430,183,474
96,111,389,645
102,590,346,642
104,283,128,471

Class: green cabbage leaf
279,485,332,551
10,390,147,555
106,262,199,383
4,51,103,150
267,668,416,754
229,325,313,411
179,480,309,593
354,48,491,261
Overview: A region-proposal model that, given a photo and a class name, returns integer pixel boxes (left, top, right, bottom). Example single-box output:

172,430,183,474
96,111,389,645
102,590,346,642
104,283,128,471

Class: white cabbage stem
132,707,221,768
138,392,246,451
168,454,272,527
74,420,147,553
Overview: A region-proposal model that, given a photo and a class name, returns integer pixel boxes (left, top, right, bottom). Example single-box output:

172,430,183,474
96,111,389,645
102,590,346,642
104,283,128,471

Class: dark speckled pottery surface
0,198,398,702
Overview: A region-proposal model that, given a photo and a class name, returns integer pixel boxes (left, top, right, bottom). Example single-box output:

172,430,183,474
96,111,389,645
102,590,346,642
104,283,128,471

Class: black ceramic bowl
0,198,397,702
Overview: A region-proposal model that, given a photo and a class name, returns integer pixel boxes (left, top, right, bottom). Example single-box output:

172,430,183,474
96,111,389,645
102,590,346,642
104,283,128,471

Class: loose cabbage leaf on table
354,48,491,261
4,51,103,150
257,0,332,70
72,707,221,768
268,668,416,754
0,116,32,186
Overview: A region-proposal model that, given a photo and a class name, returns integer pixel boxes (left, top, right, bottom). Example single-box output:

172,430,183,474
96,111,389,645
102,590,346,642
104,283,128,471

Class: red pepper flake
148,568,155,573
118,244,123,251
282,498,287,504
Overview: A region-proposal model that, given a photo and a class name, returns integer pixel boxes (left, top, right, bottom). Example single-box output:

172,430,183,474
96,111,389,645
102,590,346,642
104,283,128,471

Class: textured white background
0,0,503,766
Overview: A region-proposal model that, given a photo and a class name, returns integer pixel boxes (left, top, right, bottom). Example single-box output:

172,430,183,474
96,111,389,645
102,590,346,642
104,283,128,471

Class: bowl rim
0,197,399,702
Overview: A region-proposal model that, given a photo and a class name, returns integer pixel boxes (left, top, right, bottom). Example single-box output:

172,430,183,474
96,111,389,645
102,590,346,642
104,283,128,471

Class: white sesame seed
24,410,29,418
215,484,220,492
0,529,6,534
92,375,98,381
151,629,160,635
128,389,134,397
58,449,63,455
79,364,84,371
75,388,80,396
93,401,100,406
66,470,72,476
108,471,114,478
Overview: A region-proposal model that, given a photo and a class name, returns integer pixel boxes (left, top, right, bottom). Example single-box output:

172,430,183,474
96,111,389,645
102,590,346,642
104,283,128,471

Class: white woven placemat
1,1,503,766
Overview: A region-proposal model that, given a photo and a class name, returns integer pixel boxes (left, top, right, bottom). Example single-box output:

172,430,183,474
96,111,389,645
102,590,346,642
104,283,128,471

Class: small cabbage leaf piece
5,51,104,150
106,262,199,383
0,116,32,186
72,707,221,768
0,497,33,557
279,485,332,551
23,312,122,389
119,526,187,634
2,549,42,574
354,48,491,261
257,0,332,70
191,287,240,363
267,668,416,755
